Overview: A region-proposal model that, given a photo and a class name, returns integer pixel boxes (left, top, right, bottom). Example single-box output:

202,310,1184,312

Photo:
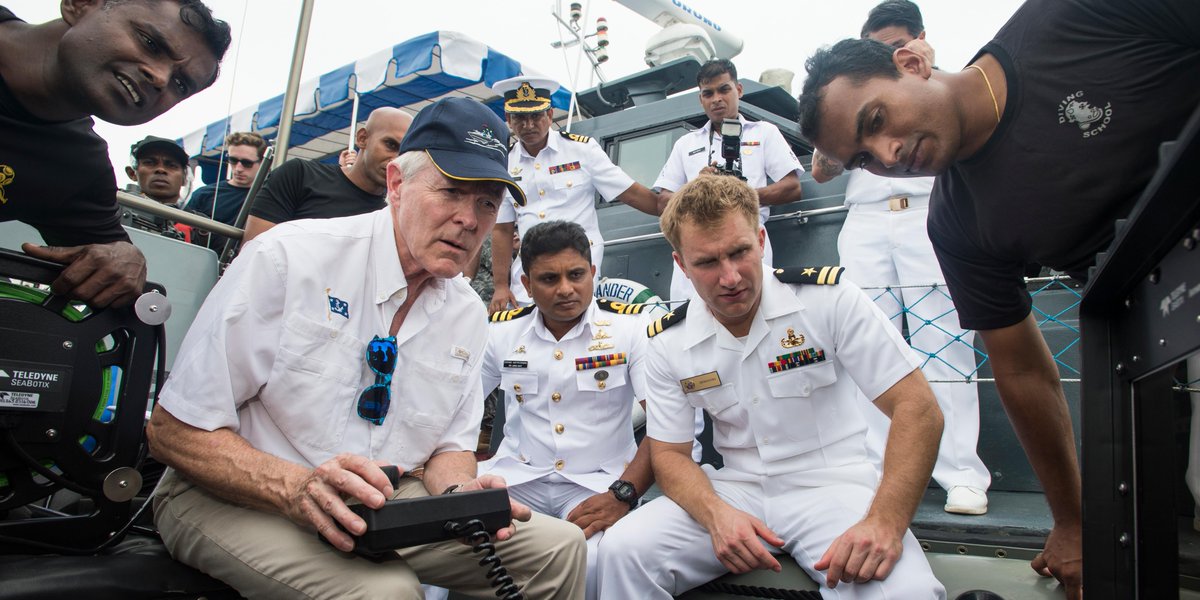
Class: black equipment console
347,488,511,556
328,465,511,556
327,466,522,598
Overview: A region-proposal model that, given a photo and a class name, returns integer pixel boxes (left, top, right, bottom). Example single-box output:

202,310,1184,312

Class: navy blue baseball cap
399,97,525,206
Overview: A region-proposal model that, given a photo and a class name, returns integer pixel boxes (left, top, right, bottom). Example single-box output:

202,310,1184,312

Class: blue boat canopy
182,30,571,183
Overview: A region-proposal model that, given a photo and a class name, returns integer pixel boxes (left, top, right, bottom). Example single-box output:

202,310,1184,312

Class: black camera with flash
715,119,746,180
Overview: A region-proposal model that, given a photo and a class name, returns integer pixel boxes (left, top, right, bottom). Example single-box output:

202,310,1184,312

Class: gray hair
394,150,433,180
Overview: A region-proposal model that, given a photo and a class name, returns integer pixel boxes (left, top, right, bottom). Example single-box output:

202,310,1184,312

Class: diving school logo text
1058,91,1112,139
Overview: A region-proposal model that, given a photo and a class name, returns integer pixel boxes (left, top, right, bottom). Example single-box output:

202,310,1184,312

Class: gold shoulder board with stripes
560,131,591,143
647,301,690,338
597,299,645,315
490,305,535,322
773,266,844,286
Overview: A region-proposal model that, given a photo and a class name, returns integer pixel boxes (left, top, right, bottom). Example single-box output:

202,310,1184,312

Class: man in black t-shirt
798,0,1200,596
241,107,412,242
0,2,229,307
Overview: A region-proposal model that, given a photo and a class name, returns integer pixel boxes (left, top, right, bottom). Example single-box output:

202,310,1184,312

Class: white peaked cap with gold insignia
492,75,559,114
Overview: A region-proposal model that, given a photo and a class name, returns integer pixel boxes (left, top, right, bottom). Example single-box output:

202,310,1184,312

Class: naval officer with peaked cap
488,75,662,313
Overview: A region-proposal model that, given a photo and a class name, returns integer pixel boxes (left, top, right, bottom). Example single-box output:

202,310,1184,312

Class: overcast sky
9,0,1025,190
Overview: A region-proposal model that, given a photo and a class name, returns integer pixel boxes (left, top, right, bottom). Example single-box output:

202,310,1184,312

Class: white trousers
596,475,945,599
670,226,773,302
507,473,607,600
838,203,990,492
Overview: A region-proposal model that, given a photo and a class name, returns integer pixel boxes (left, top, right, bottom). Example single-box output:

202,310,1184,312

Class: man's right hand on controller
285,453,399,552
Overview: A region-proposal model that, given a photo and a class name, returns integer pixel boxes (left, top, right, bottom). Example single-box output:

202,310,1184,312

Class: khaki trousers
153,469,586,599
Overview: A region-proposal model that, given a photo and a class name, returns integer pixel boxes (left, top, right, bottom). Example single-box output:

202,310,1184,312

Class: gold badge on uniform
594,319,612,327
515,345,526,354
680,371,721,393
511,167,522,176
592,329,611,340
588,341,614,351
781,328,804,348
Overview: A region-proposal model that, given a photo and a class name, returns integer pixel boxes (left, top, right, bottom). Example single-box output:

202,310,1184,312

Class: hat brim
136,141,189,165
425,149,526,207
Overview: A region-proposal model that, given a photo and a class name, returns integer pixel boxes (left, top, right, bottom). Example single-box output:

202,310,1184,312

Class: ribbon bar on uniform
576,352,627,370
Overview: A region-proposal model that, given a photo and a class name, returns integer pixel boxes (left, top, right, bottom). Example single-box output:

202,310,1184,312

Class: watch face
611,480,635,501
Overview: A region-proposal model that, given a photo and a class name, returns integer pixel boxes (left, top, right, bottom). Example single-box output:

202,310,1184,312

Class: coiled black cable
444,518,523,600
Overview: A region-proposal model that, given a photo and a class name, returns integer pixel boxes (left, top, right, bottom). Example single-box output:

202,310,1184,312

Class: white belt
846,194,930,212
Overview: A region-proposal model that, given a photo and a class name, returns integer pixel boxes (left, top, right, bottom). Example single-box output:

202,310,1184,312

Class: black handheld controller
328,466,512,558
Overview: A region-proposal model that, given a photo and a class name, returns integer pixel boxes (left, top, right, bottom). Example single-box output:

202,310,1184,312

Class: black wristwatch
609,479,638,509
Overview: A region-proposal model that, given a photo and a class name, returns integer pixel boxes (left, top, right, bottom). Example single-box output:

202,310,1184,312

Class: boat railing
115,191,245,241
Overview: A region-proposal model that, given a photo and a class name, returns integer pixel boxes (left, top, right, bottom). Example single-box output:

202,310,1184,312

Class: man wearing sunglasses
185,131,266,227
146,97,586,599
480,220,655,600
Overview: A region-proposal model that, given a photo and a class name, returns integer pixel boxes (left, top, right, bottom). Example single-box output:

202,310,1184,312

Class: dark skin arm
809,150,845,184
978,313,1082,600
242,216,277,243
614,183,663,217
22,241,147,308
565,401,655,537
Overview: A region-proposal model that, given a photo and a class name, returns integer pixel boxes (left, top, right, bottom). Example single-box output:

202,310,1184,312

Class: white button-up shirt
844,170,935,205
158,208,487,471
645,265,921,486
654,115,804,226
656,116,804,301
479,300,649,493
500,131,635,261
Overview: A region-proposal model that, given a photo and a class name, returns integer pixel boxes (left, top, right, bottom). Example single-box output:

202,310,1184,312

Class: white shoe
944,486,988,515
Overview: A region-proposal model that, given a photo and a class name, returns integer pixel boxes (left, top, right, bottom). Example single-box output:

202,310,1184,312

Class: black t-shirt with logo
0,7,126,247
249,158,384,225
928,0,1200,330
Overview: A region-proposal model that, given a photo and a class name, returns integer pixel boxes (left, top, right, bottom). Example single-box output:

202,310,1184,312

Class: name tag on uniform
503,360,528,369
687,147,705,156
680,371,721,393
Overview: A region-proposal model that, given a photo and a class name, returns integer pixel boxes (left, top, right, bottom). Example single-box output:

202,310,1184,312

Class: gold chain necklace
966,64,1000,124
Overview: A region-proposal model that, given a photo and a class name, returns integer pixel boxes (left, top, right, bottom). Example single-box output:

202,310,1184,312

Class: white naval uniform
480,299,649,600
597,265,945,600
500,131,636,305
839,171,990,493
654,116,804,302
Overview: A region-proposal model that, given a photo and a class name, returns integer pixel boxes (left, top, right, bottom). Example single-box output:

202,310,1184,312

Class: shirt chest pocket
500,370,540,404
271,316,364,452
688,384,750,444
766,361,837,398
550,169,590,192
766,361,839,452
574,363,628,394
